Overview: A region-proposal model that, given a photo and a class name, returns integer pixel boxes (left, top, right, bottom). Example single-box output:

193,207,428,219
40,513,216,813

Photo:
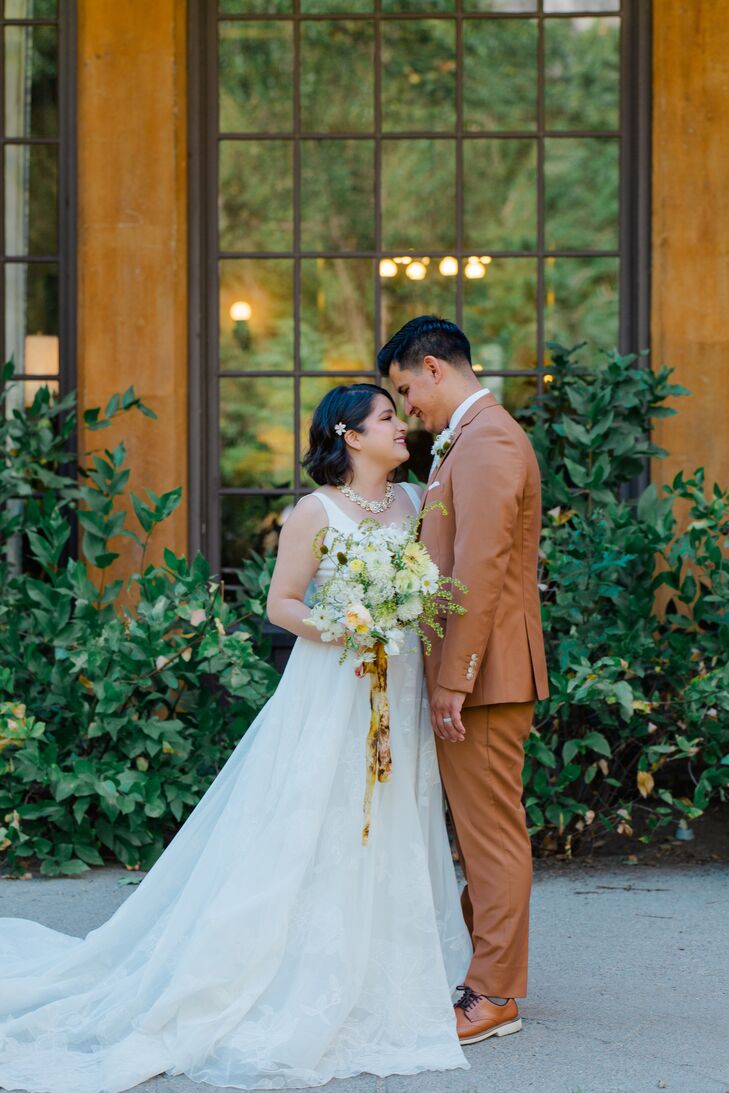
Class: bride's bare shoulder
279,493,328,542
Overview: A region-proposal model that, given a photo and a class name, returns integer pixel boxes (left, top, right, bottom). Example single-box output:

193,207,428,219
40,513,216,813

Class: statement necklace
338,481,395,514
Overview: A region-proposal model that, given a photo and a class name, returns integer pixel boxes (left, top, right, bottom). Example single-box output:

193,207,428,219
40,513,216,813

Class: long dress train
0,483,472,1092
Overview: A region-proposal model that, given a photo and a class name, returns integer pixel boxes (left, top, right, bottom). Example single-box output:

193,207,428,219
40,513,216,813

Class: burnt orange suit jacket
419,392,549,707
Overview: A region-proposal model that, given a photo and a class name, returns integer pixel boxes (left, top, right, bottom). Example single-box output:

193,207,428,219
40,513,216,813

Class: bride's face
348,394,409,471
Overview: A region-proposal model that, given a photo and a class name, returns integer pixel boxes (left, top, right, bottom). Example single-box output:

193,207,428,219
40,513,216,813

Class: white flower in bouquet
308,603,345,643
398,595,423,623
393,568,422,596
384,628,406,655
367,579,394,606
364,550,395,581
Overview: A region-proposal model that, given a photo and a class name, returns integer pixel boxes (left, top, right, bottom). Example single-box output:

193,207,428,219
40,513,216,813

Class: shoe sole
459,1016,522,1045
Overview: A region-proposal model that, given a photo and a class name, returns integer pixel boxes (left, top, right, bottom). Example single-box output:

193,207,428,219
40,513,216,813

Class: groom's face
389,359,450,435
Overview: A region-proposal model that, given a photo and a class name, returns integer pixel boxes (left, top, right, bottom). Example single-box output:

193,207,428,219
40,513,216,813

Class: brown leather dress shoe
454,985,522,1045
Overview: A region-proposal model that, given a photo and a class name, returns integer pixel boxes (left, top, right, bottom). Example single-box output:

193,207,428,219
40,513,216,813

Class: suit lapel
418,391,499,516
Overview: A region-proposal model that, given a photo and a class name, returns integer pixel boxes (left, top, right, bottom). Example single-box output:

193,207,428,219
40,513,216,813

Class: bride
0,383,472,1093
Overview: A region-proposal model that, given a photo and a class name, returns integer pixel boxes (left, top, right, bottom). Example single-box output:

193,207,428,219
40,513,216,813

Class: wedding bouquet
305,509,466,844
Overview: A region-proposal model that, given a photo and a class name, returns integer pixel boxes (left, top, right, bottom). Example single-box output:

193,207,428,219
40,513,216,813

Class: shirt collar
448,387,490,432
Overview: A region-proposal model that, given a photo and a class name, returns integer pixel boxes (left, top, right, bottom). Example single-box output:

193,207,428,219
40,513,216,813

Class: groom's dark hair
376,315,472,377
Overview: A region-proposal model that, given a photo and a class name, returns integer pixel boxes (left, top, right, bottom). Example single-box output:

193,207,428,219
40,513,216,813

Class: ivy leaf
582,731,612,758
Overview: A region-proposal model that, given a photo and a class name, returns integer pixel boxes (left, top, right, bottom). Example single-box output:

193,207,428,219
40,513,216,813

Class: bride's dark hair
302,383,398,486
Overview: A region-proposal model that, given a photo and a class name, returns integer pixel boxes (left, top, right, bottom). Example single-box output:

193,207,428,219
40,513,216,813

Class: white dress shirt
448,386,490,431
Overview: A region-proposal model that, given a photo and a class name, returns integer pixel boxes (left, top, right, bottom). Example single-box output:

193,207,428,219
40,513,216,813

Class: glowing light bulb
230,300,252,321
473,363,484,373
438,256,458,277
405,261,427,281
544,373,554,384
480,255,493,265
379,258,398,279
464,259,485,280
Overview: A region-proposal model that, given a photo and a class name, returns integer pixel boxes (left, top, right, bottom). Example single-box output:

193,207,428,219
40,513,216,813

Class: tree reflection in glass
464,140,537,251
301,259,375,371
544,256,619,349
381,20,456,132
463,18,537,131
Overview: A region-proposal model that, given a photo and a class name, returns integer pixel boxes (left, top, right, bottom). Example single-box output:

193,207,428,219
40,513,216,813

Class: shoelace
454,984,485,1014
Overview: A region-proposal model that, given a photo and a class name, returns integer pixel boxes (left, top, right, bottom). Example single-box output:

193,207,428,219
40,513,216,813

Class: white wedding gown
0,483,472,1093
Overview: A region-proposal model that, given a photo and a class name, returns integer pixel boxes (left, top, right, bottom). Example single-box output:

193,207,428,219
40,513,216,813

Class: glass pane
463,139,537,251
219,22,293,133
464,258,537,370
383,0,454,11
302,0,372,12
382,139,455,251
18,375,58,408
4,144,57,255
464,1,536,10
301,139,374,251
380,257,456,343
219,141,293,252
4,25,57,138
221,494,293,567
301,258,375,370
544,137,619,250
544,0,619,11
545,18,620,131
463,19,537,132
544,256,619,349
483,373,537,415
300,21,374,134
220,377,294,488
4,262,58,365
5,0,57,16
220,259,294,372
381,21,456,132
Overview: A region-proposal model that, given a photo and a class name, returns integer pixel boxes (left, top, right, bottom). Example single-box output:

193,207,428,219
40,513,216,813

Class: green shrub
0,363,278,877
520,344,729,852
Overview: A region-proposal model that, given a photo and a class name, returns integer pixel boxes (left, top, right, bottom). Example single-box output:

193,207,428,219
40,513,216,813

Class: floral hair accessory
334,422,347,436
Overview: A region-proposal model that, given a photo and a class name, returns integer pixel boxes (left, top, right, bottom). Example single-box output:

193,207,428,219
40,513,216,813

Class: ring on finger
442,716,453,724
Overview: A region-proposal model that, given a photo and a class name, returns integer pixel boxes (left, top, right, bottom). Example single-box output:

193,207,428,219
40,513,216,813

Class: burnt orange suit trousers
436,700,534,999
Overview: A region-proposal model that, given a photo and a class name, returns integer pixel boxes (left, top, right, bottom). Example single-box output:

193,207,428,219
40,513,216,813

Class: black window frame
188,0,652,569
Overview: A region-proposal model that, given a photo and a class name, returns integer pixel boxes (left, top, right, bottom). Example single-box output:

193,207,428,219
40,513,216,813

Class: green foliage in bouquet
0,363,278,877
518,344,729,852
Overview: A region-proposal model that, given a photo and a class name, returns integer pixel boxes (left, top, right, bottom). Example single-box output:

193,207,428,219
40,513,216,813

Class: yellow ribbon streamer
361,640,392,845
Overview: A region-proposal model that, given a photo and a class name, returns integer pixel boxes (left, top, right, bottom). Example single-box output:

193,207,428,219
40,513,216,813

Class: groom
377,315,549,1045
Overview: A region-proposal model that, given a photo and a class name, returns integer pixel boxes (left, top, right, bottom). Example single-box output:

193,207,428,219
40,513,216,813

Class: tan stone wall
77,1,188,579
652,0,729,495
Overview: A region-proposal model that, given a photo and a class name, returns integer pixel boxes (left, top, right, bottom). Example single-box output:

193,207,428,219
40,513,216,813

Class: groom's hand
430,686,467,742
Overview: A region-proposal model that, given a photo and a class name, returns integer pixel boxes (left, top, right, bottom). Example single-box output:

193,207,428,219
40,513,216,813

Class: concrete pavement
1,862,727,1093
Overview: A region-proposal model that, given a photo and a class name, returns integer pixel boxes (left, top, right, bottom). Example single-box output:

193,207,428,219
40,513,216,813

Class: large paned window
1,0,74,404
1,0,75,571
190,0,650,578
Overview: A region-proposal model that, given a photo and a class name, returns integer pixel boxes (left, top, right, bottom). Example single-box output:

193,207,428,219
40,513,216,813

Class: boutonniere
431,427,454,463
